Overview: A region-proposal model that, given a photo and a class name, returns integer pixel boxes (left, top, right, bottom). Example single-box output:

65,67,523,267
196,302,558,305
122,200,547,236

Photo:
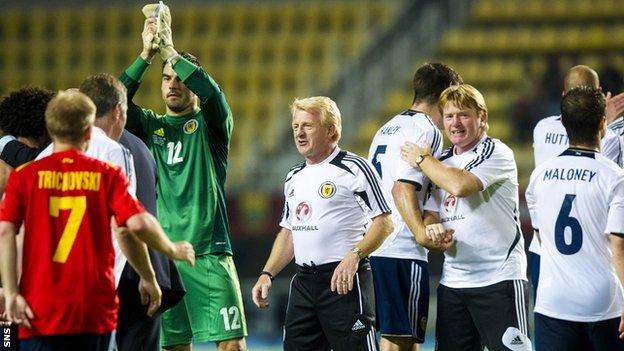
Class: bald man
529,64,624,300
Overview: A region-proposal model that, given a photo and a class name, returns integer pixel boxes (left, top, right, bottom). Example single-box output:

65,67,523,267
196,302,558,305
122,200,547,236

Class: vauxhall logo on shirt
443,194,457,212
441,193,465,223
295,201,312,222
293,201,318,231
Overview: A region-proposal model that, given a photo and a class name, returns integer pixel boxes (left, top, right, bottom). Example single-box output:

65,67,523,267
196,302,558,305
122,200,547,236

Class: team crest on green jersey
184,119,198,134
318,181,336,199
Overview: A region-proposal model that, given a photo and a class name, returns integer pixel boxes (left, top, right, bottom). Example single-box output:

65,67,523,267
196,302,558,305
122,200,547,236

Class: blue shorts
370,256,429,342
535,313,624,351
529,252,540,302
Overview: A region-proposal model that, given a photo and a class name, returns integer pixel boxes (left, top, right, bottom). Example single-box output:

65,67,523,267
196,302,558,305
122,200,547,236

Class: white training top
424,135,527,288
609,116,624,172
533,115,621,167
526,149,624,322
530,115,622,255
608,116,624,137
280,147,391,266
367,109,442,261
38,126,137,287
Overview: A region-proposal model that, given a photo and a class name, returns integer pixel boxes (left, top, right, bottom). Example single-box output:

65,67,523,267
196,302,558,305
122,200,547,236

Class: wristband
260,271,274,281
350,247,363,260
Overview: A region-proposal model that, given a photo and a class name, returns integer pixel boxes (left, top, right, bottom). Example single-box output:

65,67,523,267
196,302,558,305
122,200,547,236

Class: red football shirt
0,149,145,338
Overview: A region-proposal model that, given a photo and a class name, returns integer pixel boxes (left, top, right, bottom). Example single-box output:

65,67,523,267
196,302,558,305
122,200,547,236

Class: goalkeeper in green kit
120,3,247,350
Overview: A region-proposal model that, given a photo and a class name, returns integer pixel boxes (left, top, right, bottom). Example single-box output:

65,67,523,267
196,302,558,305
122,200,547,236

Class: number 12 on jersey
167,141,184,165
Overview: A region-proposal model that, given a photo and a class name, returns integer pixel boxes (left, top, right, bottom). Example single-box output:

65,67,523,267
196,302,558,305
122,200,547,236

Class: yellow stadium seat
585,25,608,50
610,25,624,49
523,0,544,22
471,0,497,22
0,1,400,188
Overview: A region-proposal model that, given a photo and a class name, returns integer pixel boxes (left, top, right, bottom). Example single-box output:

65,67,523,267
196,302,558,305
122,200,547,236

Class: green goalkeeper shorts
160,254,248,346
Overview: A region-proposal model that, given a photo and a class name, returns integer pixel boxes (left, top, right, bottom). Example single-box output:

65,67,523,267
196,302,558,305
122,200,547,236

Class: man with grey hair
252,96,393,351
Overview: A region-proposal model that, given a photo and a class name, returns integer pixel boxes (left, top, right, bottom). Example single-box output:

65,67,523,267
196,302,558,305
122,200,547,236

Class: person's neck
53,141,86,153
411,102,441,128
569,142,600,152
166,104,198,117
305,145,336,165
94,117,119,141
455,132,485,155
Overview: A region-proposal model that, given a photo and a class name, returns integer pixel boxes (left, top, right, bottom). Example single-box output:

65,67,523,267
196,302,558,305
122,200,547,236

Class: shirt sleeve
106,146,137,198
120,57,155,141
423,184,441,213
600,129,623,167
466,140,517,190
174,58,233,147
0,138,45,168
0,170,24,225
278,183,292,230
532,120,543,167
394,127,441,189
107,166,145,227
606,175,624,235
352,157,391,219
525,169,539,230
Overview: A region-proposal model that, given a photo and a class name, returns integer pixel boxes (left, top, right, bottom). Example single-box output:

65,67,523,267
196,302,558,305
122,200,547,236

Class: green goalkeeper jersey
121,56,233,255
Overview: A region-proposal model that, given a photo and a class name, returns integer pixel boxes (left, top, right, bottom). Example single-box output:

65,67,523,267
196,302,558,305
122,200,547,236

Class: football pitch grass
193,336,437,350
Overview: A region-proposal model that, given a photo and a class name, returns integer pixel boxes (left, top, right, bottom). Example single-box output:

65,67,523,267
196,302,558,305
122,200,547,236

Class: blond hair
45,90,95,145
291,96,342,142
439,84,489,131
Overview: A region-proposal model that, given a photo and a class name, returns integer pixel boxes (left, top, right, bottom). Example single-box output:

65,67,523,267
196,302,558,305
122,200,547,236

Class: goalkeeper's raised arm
117,3,246,349
121,14,231,143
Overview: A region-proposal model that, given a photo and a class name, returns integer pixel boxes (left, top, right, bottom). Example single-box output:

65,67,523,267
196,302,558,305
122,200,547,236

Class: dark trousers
535,312,624,351
436,280,530,351
20,333,111,351
283,261,378,351
116,277,161,351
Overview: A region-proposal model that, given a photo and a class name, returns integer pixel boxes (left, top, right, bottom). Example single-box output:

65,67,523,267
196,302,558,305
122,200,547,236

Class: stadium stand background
2,0,623,349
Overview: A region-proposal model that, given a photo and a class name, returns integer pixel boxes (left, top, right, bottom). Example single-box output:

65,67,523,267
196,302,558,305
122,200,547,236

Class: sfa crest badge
183,119,198,134
318,181,336,199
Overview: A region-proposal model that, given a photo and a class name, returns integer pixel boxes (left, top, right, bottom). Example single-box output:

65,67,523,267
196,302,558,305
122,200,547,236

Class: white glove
158,21,177,62
142,2,171,51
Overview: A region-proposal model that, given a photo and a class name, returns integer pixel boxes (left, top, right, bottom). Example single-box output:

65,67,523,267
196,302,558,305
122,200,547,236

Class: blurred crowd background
2,0,623,347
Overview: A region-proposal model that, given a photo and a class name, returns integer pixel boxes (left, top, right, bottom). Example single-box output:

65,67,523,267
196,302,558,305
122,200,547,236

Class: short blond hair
45,90,95,145
439,84,489,131
291,96,342,142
